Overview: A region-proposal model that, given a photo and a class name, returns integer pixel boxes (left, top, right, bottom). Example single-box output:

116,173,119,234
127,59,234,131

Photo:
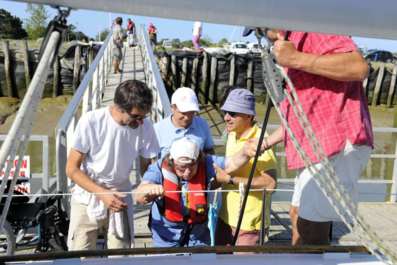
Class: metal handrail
55,31,113,196
137,25,171,122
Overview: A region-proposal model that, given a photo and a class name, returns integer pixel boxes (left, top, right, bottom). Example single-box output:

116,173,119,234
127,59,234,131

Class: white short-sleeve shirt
72,107,159,187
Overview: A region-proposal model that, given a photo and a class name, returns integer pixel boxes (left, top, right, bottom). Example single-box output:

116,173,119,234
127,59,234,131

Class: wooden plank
2,40,18,98
171,54,178,91
209,56,218,103
181,57,188,87
387,64,397,107
21,39,31,87
229,54,236,86
192,56,199,95
372,64,385,106
201,52,209,103
247,58,254,92
72,45,81,92
52,56,61,97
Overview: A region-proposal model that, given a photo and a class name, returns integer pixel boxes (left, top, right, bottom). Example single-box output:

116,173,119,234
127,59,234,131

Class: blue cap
242,27,255,37
221,88,256,116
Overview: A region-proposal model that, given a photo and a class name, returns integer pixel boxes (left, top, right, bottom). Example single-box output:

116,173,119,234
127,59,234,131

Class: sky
3,0,397,52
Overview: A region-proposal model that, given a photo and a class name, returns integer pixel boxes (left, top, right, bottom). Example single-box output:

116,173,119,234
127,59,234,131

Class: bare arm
135,181,164,204
273,35,369,82
215,164,277,190
66,148,127,211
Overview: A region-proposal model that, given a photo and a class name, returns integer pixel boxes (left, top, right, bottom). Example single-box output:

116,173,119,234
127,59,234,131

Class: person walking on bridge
154,87,214,158
112,17,124,74
66,80,159,250
260,30,373,245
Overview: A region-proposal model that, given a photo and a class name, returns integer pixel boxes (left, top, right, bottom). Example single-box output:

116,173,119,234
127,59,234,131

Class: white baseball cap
171,87,200,112
169,137,200,164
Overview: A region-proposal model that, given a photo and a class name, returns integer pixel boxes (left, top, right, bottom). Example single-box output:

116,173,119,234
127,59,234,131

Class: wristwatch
228,176,234,185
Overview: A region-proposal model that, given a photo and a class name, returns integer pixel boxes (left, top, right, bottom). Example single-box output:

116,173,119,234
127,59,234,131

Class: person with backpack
112,17,124,74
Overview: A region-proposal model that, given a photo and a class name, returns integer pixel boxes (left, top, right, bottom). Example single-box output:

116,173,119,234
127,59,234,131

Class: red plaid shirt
280,32,373,169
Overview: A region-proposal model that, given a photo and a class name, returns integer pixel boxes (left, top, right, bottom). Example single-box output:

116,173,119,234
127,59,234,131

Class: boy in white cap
135,136,259,247
154,87,214,158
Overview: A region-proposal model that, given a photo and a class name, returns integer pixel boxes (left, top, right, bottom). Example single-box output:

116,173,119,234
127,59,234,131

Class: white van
229,42,249,54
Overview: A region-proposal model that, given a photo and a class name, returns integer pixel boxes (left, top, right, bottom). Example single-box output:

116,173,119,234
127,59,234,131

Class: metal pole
0,31,61,231
259,188,267,246
232,97,272,245
390,139,397,202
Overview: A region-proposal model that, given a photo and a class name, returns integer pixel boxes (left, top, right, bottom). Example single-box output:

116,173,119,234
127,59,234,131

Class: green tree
218,38,229,47
0,9,28,39
180,40,193,48
200,36,214,47
25,4,48,40
95,29,110,41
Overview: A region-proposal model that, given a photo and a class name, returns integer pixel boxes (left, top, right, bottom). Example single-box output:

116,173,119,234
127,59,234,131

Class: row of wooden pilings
0,39,93,98
157,51,397,107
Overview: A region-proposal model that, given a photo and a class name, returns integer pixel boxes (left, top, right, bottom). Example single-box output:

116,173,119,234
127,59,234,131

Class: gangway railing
55,25,172,204
55,32,113,200
137,25,172,121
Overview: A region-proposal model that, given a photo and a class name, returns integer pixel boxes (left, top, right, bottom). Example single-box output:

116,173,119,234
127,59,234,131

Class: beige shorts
291,141,371,222
67,199,131,250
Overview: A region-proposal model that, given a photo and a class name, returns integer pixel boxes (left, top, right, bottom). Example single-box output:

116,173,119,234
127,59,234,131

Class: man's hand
96,189,128,212
143,184,164,202
272,33,300,68
214,164,232,184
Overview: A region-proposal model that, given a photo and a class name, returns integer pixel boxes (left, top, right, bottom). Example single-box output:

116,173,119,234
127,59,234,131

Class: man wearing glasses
154,87,214,158
135,136,259,247
66,80,159,250
215,88,277,246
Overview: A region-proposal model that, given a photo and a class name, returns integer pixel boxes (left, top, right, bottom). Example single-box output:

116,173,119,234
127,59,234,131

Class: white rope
1,188,296,198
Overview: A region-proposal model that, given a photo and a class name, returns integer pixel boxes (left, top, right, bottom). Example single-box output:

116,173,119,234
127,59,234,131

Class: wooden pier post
72,44,81,92
229,54,236,86
171,54,178,91
181,57,188,87
372,64,385,106
247,59,254,92
387,64,397,107
192,56,199,95
21,40,31,87
53,55,61,97
209,56,218,104
2,40,18,98
201,52,209,103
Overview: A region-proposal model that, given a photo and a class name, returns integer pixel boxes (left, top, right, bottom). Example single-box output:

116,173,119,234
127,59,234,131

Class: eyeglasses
174,162,197,171
223,111,238,118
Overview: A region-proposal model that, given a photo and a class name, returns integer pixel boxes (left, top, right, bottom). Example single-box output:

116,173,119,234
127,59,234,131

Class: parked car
229,41,249,54
365,50,395,63
247,42,261,54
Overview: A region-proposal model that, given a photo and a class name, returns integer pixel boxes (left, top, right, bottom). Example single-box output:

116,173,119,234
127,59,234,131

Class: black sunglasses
125,111,149,121
223,111,237,117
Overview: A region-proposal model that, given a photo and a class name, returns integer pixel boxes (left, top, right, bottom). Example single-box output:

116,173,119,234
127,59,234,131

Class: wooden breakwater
156,50,397,107
0,40,97,98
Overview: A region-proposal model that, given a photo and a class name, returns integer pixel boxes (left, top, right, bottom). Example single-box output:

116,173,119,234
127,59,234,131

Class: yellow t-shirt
219,124,277,231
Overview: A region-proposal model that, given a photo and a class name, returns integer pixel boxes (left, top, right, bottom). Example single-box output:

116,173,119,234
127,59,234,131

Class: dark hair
114,80,153,113
115,17,123,25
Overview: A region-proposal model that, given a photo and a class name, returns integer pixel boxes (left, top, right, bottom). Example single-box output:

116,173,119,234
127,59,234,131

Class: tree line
0,5,89,41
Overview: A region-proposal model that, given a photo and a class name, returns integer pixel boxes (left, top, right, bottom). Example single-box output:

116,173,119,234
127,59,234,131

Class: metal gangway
0,21,171,255
1,1,397,264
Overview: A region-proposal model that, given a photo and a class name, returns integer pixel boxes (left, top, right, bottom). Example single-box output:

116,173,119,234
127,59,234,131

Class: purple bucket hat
221,88,256,116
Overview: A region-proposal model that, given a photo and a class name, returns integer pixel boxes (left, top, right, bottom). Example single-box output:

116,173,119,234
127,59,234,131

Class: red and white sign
0,156,31,179
0,156,31,194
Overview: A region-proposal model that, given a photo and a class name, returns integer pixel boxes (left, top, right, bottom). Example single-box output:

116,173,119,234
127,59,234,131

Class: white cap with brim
169,137,200,164
171,87,200,112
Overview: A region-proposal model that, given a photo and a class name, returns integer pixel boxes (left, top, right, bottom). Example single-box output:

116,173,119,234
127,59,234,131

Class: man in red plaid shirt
262,30,373,245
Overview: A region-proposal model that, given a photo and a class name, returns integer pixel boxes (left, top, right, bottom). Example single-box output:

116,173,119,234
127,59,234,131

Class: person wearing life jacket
135,136,259,247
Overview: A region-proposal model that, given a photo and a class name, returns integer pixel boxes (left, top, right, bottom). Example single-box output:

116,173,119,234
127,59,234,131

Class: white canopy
9,0,397,40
